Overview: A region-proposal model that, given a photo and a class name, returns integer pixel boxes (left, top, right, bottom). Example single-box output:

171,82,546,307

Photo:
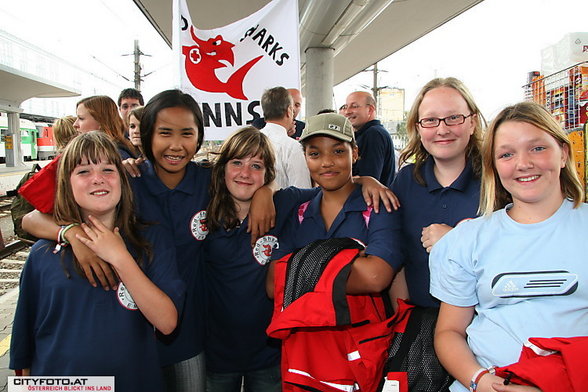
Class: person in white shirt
259,87,311,189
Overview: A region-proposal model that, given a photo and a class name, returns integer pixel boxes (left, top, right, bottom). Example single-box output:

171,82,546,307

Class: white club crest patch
253,235,278,265
117,282,138,310
190,210,208,240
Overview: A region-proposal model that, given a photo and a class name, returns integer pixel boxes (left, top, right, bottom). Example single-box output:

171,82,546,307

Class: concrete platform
0,288,18,391
0,161,50,196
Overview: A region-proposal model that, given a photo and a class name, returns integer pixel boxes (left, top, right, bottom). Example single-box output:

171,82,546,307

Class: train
0,115,57,162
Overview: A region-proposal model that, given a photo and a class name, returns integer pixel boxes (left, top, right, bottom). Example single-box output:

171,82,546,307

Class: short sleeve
429,222,479,307
364,208,403,270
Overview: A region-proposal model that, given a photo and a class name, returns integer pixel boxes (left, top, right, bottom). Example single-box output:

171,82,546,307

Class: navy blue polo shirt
130,160,211,366
204,187,317,373
353,119,396,188
273,185,402,271
391,156,480,307
10,226,184,392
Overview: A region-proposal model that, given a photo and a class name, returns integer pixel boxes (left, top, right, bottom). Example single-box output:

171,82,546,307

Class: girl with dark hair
10,131,184,391
431,102,587,392
127,90,281,392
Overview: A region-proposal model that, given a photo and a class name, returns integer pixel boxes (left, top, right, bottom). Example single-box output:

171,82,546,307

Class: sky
0,0,587,121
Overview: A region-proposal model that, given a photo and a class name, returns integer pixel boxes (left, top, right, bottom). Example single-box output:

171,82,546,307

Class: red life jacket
494,336,588,392
267,237,405,392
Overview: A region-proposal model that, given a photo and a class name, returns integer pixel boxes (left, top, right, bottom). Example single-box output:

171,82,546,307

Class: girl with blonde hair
431,101,587,392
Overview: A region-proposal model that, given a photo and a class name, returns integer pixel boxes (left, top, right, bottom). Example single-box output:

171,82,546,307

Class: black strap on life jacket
283,237,364,309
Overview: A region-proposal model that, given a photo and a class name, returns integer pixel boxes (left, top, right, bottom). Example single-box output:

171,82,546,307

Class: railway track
0,196,31,297
0,241,29,297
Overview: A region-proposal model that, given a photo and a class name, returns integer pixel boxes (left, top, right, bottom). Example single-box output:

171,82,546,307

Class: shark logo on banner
174,0,300,140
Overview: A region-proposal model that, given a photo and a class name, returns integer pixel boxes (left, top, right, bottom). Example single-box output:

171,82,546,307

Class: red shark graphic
262,244,273,257
182,26,262,100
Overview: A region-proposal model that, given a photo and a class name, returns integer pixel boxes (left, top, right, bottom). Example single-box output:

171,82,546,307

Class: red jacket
494,336,588,392
268,238,401,392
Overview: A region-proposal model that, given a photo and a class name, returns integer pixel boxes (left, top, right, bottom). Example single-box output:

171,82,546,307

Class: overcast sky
1,0,587,121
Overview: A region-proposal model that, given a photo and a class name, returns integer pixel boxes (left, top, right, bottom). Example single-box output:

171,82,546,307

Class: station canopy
132,0,484,85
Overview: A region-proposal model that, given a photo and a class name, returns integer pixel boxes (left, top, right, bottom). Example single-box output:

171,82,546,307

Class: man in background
117,88,144,122
259,87,311,189
344,91,395,187
252,88,305,139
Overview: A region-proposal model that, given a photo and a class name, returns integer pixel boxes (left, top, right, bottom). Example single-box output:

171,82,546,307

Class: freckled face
70,157,121,221
224,154,267,205
493,120,568,209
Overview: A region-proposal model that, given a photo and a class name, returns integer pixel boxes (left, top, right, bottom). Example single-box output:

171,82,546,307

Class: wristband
59,223,80,245
54,223,79,254
469,366,495,392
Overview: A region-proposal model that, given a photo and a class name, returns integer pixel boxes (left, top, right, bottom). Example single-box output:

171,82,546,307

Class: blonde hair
479,101,584,215
53,115,78,151
400,77,485,185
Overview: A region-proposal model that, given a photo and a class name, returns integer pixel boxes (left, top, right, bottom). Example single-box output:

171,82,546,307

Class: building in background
377,87,407,150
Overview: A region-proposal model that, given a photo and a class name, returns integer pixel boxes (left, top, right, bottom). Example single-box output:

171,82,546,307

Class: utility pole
361,62,388,117
134,40,142,90
123,40,151,91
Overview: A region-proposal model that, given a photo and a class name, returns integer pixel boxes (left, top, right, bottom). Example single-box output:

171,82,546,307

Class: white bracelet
469,366,495,392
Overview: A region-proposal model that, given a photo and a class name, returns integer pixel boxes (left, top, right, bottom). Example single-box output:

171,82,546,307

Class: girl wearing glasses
430,102,587,392
390,77,485,308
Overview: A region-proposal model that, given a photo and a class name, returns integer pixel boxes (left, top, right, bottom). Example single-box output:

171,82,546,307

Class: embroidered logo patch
253,235,278,265
190,210,208,240
117,282,138,310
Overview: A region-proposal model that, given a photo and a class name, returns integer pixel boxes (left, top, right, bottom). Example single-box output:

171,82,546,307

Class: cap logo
328,124,341,131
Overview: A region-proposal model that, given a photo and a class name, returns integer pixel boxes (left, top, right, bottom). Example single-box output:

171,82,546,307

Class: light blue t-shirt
430,199,588,392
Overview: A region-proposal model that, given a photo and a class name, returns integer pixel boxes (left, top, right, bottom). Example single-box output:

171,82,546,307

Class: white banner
173,0,300,140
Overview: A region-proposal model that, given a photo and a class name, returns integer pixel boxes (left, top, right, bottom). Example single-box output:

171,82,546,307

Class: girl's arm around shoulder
22,210,118,290
77,216,179,335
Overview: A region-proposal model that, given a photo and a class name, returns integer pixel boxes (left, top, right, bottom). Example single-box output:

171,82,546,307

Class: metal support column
305,47,335,117
5,111,24,167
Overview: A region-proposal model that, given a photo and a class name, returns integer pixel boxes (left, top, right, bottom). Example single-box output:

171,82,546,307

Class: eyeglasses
417,114,474,128
344,103,372,111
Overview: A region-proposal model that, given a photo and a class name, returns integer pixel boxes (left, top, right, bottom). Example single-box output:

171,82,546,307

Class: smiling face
494,120,568,211
74,104,101,133
70,157,121,222
344,92,375,130
417,87,475,166
224,153,267,210
151,106,199,188
304,135,358,193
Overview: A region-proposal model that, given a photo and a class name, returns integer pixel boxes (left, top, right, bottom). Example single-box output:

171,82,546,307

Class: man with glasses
344,91,396,187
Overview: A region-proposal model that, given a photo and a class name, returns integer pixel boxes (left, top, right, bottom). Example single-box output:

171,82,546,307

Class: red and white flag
173,0,300,140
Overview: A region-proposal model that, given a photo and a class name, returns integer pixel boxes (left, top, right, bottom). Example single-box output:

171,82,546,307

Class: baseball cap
299,113,355,143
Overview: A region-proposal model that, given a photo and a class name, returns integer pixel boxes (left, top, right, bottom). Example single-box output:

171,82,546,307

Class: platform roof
0,64,79,112
132,0,484,85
